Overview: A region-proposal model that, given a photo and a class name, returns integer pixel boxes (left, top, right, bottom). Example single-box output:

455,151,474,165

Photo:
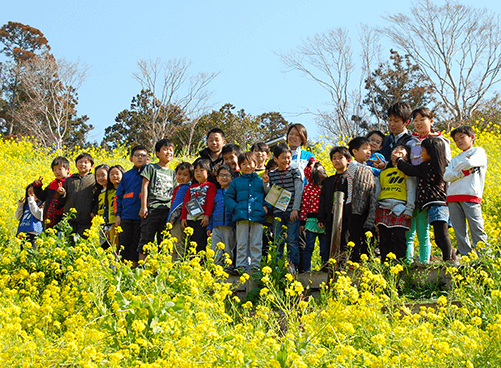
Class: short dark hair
251,142,270,154
206,128,225,141
287,123,308,146
412,107,433,120
238,151,257,166
388,102,412,123
451,125,475,140
329,146,351,161
175,161,194,177
366,130,385,144
192,158,212,172
348,137,370,156
266,158,278,171
390,144,411,166
131,145,148,157
217,164,234,177
51,156,70,170
75,152,94,166
222,143,241,156
155,138,175,153
273,142,291,158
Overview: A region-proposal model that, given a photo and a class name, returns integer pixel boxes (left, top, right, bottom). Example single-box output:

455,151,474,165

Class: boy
167,162,193,261
138,139,177,261
225,152,267,274
318,147,351,265
263,143,303,273
115,145,149,265
199,128,227,173
380,102,413,161
33,156,70,230
251,142,270,176
346,137,377,262
444,126,488,256
57,153,96,237
222,143,241,176
366,130,386,176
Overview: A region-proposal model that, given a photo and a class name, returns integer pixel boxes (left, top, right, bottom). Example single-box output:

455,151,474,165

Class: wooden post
330,191,344,260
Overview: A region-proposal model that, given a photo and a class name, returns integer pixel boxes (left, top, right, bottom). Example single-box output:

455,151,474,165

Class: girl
300,158,328,271
16,184,43,246
92,164,110,248
181,158,217,253
397,137,455,261
106,165,124,249
376,145,416,261
225,152,267,274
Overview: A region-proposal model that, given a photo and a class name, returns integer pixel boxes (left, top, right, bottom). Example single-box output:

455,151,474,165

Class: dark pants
119,219,141,262
378,225,407,261
137,207,170,254
348,213,368,262
187,220,208,253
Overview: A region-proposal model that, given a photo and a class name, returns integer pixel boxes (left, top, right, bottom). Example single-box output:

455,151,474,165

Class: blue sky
2,0,500,143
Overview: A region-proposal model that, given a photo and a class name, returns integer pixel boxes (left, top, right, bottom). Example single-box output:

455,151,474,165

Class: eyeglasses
133,154,148,158
218,174,232,178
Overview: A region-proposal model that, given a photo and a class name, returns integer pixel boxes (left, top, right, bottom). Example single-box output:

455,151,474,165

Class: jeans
448,201,488,255
273,212,300,267
304,230,326,272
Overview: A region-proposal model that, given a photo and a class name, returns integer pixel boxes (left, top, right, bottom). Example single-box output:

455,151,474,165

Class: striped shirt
268,167,302,213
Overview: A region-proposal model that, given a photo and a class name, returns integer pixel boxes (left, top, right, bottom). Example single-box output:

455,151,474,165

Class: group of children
17,103,488,273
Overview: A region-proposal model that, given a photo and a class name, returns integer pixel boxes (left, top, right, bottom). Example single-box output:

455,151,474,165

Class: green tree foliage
255,112,289,141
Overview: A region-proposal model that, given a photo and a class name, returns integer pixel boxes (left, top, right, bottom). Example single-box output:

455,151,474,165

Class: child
318,147,351,264
300,158,328,272
16,184,43,245
105,165,124,250
376,145,416,261
115,145,149,265
251,142,270,175
263,143,303,273
181,158,217,253
380,102,413,161
222,144,241,176
199,128,227,173
33,156,70,230
208,165,236,269
406,107,451,263
92,164,110,248
225,152,267,274
346,137,377,262
444,125,488,256
397,137,455,261
261,158,278,257
167,162,193,261
138,139,177,261
366,130,386,176
58,153,96,238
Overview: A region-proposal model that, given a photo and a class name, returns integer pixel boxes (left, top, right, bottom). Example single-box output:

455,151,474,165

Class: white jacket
444,147,487,201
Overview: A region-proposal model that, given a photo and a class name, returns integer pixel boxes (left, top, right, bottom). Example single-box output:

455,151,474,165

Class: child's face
109,168,123,188
240,158,257,175
331,152,349,173
95,168,108,187
207,132,226,154
352,143,371,164
156,145,174,164
194,166,209,183
453,132,475,152
53,164,70,180
287,127,303,149
217,169,233,189
276,151,292,171
368,134,383,153
388,115,408,135
76,158,93,176
223,152,239,171
391,147,407,165
252,149,269,166
421,147,431,162
130,150,149,168
413,113,433,136
176,168,192,184
27,187,35,197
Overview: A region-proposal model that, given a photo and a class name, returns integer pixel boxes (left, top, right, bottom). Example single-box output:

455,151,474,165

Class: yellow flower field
0,131,500,367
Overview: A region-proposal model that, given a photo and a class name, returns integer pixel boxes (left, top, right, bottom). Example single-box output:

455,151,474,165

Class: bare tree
277,26,379,138
132,58,219,153
14,53,89,149
382,0,501,129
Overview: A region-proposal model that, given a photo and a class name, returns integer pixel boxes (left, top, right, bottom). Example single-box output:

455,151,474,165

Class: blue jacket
224,173,266,224
208,188,234,231
115,165,146,220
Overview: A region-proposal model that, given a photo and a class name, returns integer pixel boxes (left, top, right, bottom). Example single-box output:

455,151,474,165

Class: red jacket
300,160,322,222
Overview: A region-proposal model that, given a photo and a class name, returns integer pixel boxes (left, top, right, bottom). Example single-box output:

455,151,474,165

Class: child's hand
18,197,25,204
404,214,412,220
207,230,211,237
300,225,305,233
318,222,324,229
139,207,148,219
56,182,65,196
115,216,121,227
34,176,43,186
391,151,405,166
262,170,269,183
181,219,187,229
369,156,386,170
201,215,210,227
263,206,268,215
290,210,298,221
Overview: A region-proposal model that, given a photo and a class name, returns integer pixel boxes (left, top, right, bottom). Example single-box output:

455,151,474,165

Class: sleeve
180,185,192,220
208,194,215,231
300,185,310,222
362,170,377,230
397,159,427,179
224,181,238,214
140,165,153,181
115,179,125,218
404,176,416,217
33,181,48,202
27,196,43,221
450,148,487,172
203,183,217,217
444,159,464,183
292,173,303,212
15,202,24,221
